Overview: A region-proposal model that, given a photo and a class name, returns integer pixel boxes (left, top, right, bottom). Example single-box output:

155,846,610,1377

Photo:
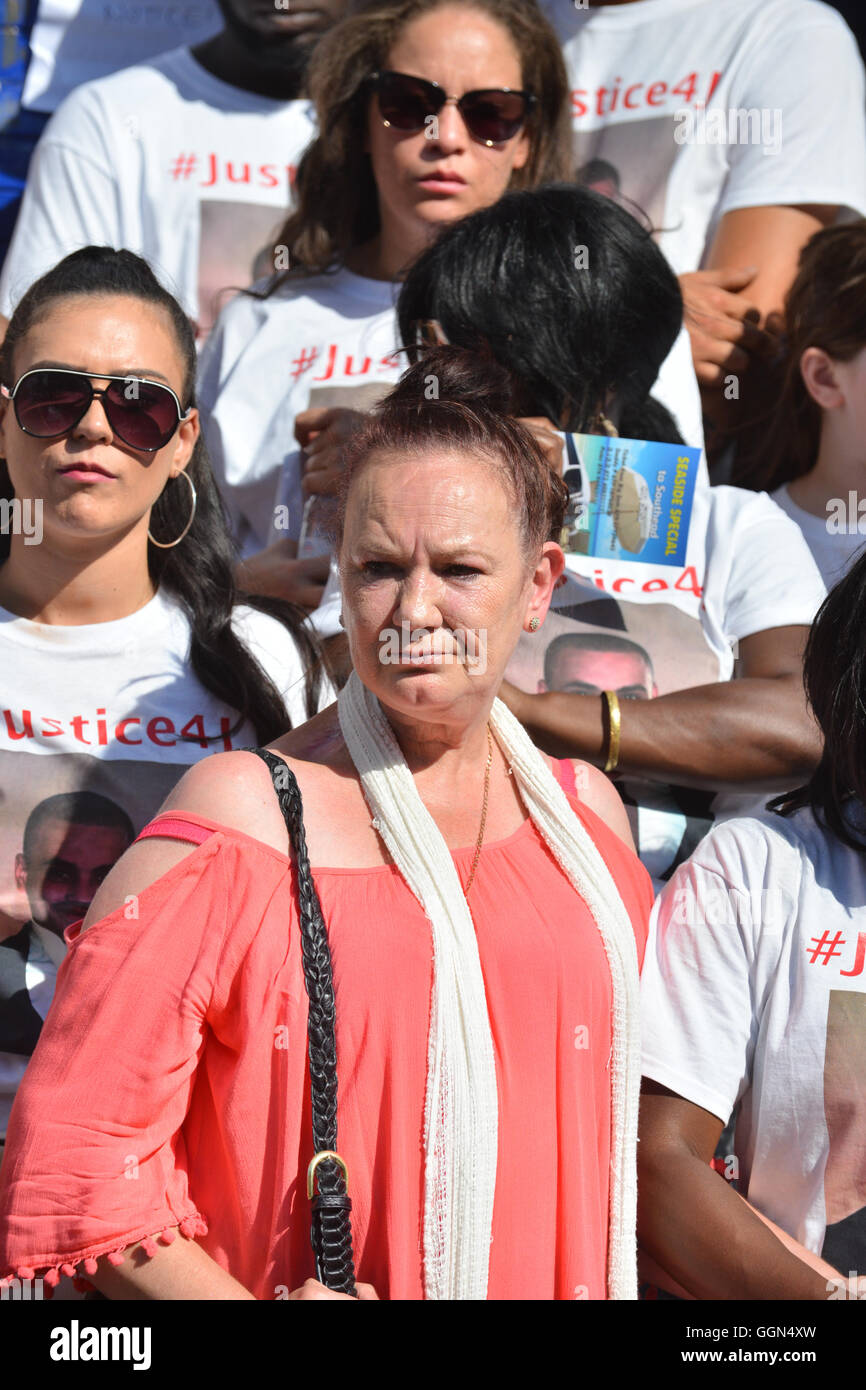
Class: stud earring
529,616,540,632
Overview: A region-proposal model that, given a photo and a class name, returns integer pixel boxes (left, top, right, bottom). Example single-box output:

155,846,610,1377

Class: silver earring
529,616,540,632
148,471,197,549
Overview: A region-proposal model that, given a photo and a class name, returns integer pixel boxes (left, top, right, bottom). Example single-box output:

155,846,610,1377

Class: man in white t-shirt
0,0,348,340
542,0,866,455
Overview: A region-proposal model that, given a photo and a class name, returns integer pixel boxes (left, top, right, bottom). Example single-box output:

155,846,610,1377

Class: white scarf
337,670,641,1300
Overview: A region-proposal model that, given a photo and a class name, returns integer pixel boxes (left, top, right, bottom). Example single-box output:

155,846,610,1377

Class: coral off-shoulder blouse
0,762,651,1300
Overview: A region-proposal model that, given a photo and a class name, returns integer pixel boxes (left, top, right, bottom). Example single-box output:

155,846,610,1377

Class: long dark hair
771,548,866,849
0,247,324,742
735,220,866,492
263,0,573,284
396,184,685,441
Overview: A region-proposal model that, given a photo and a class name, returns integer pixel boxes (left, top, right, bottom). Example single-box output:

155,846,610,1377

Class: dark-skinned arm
702,205,838,331
688,205,838,459
638,1081,844,1300
500,625,821,792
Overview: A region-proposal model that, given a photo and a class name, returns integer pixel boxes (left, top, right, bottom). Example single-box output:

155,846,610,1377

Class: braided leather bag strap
251,748,357,1297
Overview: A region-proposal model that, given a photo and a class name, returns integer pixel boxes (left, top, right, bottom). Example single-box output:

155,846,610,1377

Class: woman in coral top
0,349,651,1301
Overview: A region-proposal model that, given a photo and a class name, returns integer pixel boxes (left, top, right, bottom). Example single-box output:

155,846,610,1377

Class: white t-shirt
772,482,866,591
0,47,316,340
0,585,323,919
642,805,866,1266
198,268,404,556
21,0,221,112
197,266,706,558
542,0,866,275
506,483,827,888
0,586,330,1135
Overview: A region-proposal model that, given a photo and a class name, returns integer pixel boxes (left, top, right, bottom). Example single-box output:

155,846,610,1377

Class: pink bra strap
135,815,214,846
557,758,578,798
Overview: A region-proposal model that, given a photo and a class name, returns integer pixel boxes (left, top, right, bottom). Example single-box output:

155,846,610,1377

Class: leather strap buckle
307,1149,350,1199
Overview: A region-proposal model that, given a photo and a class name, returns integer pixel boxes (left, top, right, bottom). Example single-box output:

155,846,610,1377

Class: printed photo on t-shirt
506,585,720,882
821,989,866,1272
0,749,180,940
197,199,289,340
282,378,397,552
509,587,720,698
574,114,682,236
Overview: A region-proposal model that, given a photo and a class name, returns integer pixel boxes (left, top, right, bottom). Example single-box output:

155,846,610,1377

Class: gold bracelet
602,690,621,774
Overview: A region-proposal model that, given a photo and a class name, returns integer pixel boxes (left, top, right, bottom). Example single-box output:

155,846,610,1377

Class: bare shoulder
157,749,287,847
156,705,350,848
567,758,636,853
81,752,286,932
83,710,351,933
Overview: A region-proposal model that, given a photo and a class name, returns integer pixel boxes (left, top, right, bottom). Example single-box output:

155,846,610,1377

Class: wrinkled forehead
340,445,521,548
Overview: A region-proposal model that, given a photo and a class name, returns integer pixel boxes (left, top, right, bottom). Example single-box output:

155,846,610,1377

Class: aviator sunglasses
369,69,535,146
3,367,192,452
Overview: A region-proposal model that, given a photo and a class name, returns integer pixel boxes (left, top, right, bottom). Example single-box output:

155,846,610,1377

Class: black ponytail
0,247,325,743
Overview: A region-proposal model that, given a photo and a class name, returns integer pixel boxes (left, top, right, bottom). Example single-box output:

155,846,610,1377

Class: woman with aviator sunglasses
8,367,195,457
197,0,572,633
0,248,331,1149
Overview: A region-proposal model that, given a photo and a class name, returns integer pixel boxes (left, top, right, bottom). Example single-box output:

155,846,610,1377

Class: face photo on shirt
13,791,134,940
198,199,292,340
821,990,866,1271
506,609,618,694
506,594,719,883
574,114,681,235
0,751,180,936
509,592,720,699
538,630,658,700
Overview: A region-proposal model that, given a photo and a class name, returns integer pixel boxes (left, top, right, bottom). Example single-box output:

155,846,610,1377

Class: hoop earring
147,471,197,549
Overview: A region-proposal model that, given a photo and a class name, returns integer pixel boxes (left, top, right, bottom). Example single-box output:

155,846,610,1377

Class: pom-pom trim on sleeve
0,1213,208,1296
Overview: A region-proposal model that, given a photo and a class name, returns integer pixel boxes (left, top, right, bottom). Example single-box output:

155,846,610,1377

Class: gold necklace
463,724,493,897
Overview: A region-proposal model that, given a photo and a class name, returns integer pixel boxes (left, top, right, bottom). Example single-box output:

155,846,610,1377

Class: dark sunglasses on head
369,69,535,146
3,367,192,452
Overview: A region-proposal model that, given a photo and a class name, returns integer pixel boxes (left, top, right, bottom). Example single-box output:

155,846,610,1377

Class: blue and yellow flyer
559,433,702,567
